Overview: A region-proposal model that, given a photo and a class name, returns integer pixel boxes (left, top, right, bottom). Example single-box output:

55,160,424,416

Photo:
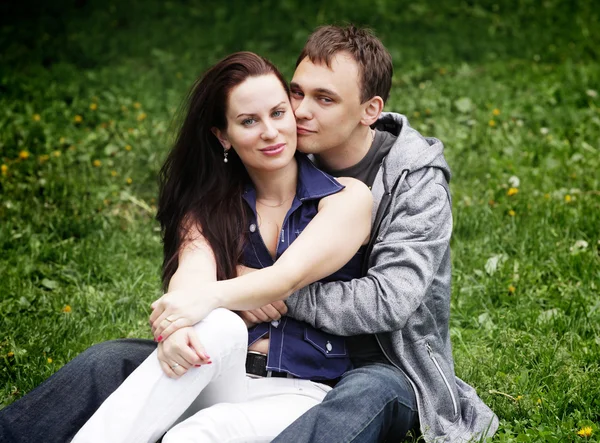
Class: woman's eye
272,110,284,118
242,118,256,126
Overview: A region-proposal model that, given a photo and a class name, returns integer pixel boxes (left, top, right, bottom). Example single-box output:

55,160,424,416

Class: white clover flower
508,175,520,188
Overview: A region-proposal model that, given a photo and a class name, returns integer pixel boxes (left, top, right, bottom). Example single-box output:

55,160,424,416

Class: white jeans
72,308,330,443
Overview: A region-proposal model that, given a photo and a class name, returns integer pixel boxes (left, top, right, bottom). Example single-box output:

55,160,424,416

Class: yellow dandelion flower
110,170,118,177
74,115,83,123
577,426,593,438
90,103,98,111
33,114,41,121
52,150,61,157
59,137,66,144
47,358,53,364
508,209,516,217
413,111,421,118
62,305,72,313
137,112,147,122
125,144,132,151
425,108,432,116
93,159,102,167
1,164,7,176
537,398,542,405
493,108,501,116
488,199,496,207
39,154,50,163
439,67,447,75
7,351,14,358
507,187,519,196
126,177,133,185
508,285,516,293
515,395,523,401
544,193,550,199
488,120,496,127
133,102,141,109
565,194,572,203
19,150,30,160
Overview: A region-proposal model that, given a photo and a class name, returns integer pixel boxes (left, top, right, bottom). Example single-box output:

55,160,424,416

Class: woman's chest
243,201,319,266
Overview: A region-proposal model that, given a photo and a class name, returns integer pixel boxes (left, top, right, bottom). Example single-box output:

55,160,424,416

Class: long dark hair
157,52,290,290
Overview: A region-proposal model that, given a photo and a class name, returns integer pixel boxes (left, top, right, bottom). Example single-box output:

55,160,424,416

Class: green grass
1,0,599,441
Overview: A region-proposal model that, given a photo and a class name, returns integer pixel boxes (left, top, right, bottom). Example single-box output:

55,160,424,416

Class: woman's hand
150,286,220,341
157,326,212,378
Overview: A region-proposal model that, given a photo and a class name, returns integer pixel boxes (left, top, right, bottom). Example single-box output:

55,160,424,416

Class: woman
72,52,372,443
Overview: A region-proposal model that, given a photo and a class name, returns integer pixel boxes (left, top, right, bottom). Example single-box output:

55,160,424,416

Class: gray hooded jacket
286,112,499,442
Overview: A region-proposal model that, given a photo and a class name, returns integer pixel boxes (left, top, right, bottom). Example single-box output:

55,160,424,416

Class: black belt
245,351,295,378
245,351,340,388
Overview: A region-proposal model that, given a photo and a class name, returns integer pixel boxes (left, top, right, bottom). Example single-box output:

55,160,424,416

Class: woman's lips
260,143,286,156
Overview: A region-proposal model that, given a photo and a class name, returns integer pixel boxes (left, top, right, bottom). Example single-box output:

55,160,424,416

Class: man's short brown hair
297,25,393,104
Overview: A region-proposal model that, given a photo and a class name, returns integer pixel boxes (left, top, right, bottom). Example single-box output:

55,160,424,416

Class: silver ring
170,363,180,370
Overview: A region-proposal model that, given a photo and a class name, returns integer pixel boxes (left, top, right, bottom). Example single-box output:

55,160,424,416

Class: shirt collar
242,153,344,207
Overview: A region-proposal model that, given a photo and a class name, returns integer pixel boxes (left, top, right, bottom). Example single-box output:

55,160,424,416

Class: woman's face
213,74,297,174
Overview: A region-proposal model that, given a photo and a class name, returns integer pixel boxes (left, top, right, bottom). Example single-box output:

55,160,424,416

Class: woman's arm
151,178,372,340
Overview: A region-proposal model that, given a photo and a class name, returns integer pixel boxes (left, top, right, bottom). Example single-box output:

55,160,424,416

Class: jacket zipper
426,342,458,417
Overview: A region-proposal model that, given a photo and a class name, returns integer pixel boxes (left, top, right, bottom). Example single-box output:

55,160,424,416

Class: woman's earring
223,149,229,163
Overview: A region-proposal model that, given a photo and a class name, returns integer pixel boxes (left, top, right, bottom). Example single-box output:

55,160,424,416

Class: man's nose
293,98,312,121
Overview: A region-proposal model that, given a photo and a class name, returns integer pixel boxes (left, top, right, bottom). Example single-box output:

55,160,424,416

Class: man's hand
239,300,288,326
157,327,212,378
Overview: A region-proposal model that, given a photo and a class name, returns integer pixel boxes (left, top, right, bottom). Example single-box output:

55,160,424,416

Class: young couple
0,25,498,442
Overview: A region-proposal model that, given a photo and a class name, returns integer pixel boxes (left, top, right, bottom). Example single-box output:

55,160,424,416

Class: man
0,26,497,443
243,25,498,442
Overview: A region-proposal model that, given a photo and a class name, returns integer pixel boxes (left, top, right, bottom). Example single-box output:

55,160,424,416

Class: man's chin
297,141,323,155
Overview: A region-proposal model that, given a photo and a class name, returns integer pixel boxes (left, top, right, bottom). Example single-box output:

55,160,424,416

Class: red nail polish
195,365,201,367
157,336,163,342
206,361,212,365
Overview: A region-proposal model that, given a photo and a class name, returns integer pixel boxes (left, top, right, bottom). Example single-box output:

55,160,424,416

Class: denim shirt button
271,320,280,328
249,223,257,233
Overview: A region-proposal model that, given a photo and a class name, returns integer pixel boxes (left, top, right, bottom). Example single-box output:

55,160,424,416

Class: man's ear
211,127,231,150
360,96,384,127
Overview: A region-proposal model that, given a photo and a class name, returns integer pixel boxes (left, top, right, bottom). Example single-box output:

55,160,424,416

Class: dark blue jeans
272,362,419,443
0,339,156,443
0,342,417,443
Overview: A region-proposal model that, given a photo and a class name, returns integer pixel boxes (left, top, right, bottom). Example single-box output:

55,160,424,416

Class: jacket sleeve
285,167,452,336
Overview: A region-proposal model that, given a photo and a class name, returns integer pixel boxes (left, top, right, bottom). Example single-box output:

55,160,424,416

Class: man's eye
291,90,304,97
320,97,333,104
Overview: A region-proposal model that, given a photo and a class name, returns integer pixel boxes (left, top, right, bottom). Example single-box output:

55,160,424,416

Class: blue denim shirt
243,153,363,380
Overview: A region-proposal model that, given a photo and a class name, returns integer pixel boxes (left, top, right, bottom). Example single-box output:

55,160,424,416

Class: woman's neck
246,156,298,205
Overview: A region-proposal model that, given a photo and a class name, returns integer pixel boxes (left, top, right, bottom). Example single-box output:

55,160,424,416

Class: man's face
290,52,366,155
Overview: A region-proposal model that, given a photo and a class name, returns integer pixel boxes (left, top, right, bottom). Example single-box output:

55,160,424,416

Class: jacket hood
374,112,451,190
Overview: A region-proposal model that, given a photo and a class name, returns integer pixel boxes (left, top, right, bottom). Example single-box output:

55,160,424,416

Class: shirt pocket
304,328,348,358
